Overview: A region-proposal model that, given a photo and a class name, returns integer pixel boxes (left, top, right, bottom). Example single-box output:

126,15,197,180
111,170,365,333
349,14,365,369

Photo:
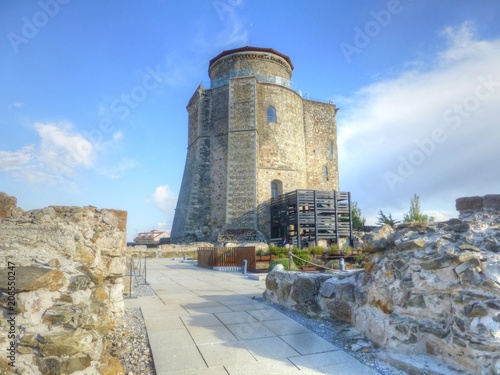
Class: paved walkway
125,258,379,375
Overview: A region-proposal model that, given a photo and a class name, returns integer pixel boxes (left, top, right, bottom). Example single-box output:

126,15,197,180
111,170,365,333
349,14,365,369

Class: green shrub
330,243,339,254
343,246,354,255
307,246,324,255
256,249,264,256
269,244,280,256
291,249,312,267
268,258,297,271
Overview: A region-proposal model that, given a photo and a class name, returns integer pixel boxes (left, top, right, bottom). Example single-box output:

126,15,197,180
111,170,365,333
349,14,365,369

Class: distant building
134,229,169,244
171,46,339,243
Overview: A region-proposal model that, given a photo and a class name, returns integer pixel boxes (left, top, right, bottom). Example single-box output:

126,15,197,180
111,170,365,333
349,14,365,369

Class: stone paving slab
187,324,239,345
197,341,257,367
262,318,311,336
288,350,357,369
240,336,300,360
140,258,378,375
215,311,258,325
181,314,223,327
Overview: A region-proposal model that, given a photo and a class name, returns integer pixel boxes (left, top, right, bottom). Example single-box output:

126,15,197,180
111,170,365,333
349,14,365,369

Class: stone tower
171,46,339,243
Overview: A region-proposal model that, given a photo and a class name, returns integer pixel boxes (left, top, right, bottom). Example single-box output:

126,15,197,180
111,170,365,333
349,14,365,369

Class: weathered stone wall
209,85,230,231
303,100,339,191
224,77,258,231
264,195,500,374
0,193,127,374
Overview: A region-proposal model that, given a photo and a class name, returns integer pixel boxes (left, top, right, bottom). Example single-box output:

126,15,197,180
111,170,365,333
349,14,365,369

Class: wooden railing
197,247,258,272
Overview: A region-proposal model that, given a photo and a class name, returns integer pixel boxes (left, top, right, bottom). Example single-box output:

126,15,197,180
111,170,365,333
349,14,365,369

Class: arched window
324,166,328,179
271,180,283,198
267,106,277,123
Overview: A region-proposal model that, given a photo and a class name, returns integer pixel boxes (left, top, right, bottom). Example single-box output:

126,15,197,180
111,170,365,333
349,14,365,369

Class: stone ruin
264,195,500,374
0,192,127,374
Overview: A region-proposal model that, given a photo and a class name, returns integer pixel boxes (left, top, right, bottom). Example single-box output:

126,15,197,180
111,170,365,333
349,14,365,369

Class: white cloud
338,21,500,222
0,146,33,171
193,2,248,51
98,157,139,179
35,122,95,174
0,121,106,184
148,185,178,218
9,102,26,109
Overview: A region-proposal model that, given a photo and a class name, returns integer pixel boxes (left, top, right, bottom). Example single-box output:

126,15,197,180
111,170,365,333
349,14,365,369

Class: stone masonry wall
0,193,127,374
264,195,500,374
303,100,339,191
225,76,258,230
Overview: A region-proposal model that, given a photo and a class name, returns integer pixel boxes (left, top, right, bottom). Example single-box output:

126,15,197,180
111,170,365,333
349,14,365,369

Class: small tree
376,210,400,227
403,194,435,223
351,201,366,229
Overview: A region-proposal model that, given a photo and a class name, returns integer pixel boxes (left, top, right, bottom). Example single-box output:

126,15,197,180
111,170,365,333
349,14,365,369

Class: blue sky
1,0,500,240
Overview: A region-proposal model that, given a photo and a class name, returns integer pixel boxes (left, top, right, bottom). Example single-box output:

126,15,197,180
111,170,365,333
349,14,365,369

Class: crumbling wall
264,195,500,374
0,192,127,374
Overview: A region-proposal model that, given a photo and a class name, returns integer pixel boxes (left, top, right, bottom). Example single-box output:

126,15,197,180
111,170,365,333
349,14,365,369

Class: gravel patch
110,275,156,374
263,299,407,375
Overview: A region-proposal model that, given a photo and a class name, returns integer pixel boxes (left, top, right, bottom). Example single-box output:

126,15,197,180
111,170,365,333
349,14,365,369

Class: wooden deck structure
270,190,352,248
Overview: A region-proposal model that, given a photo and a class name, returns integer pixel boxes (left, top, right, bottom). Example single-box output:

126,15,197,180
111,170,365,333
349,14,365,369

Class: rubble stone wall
264,195,500,374
0,193,127,374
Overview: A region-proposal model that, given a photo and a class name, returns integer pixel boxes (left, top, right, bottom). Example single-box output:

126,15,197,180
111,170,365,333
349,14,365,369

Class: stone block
37,356,92,374
290,276,318,303
363,225,394,252
0,267,65,292
484,195,500,210
326,300,352,322
420,254,456,270
464,303,488,318
456,196,484,211
0,192,17,218
455,258,481,275
40,330,94,357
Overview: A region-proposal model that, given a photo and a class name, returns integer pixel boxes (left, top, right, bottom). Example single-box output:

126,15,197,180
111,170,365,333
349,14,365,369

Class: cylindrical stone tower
171,46,339,243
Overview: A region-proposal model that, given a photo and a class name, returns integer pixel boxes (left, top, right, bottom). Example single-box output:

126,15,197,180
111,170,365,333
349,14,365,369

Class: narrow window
267,106,277,123
271,180,282,198
324,166,328,179
329,141,334,159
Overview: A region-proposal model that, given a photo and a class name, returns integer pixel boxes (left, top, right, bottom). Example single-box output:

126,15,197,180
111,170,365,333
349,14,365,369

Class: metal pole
129,260,133,297
314,190,318,247
144,255,148,284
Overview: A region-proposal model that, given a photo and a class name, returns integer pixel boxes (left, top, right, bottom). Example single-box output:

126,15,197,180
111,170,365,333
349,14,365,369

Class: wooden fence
197,247,261,272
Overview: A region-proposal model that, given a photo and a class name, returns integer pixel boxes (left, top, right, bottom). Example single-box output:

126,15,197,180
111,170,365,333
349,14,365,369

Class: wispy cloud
0,146,33,171
36,122,95,173
148,184,178,222
193,2,248,52
9,102,26,109
338,21,500,222
0,121,125,185
98,157,139,179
